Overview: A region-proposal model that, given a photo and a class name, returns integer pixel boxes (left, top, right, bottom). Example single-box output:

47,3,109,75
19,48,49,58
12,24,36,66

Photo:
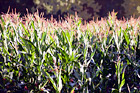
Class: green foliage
33,0,101,20
0,11,140,92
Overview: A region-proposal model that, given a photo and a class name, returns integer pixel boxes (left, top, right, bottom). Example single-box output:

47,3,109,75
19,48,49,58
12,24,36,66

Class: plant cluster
0,11,140,92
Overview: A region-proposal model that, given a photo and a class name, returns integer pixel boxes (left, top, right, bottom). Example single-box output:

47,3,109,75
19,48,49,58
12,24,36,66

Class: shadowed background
0,0,140,21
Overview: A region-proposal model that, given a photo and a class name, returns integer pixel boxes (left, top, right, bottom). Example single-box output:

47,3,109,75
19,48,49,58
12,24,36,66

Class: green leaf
0,16,5,25
18,42,26,51
20,37,39,57
112,89,119,93
33,29,38,44
31,21,35,30
41,31,47,45
0,24,3,33
90,49,96,58
71,87,76,93
123,30,130,45
20,37,35,48
3,47,10,55
118,28,121,37
119,78,125,90
44,42,54,52
77,19,81,26
20,23,30,38
45,71,59,93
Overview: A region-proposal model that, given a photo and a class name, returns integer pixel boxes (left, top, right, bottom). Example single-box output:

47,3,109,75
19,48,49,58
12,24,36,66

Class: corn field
0,11,140,93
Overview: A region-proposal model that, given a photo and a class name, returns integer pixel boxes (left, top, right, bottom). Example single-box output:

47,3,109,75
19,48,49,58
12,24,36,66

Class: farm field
0,11,140,93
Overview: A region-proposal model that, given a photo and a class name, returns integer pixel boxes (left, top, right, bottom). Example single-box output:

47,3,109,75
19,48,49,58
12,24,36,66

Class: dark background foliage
0,0,139,21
